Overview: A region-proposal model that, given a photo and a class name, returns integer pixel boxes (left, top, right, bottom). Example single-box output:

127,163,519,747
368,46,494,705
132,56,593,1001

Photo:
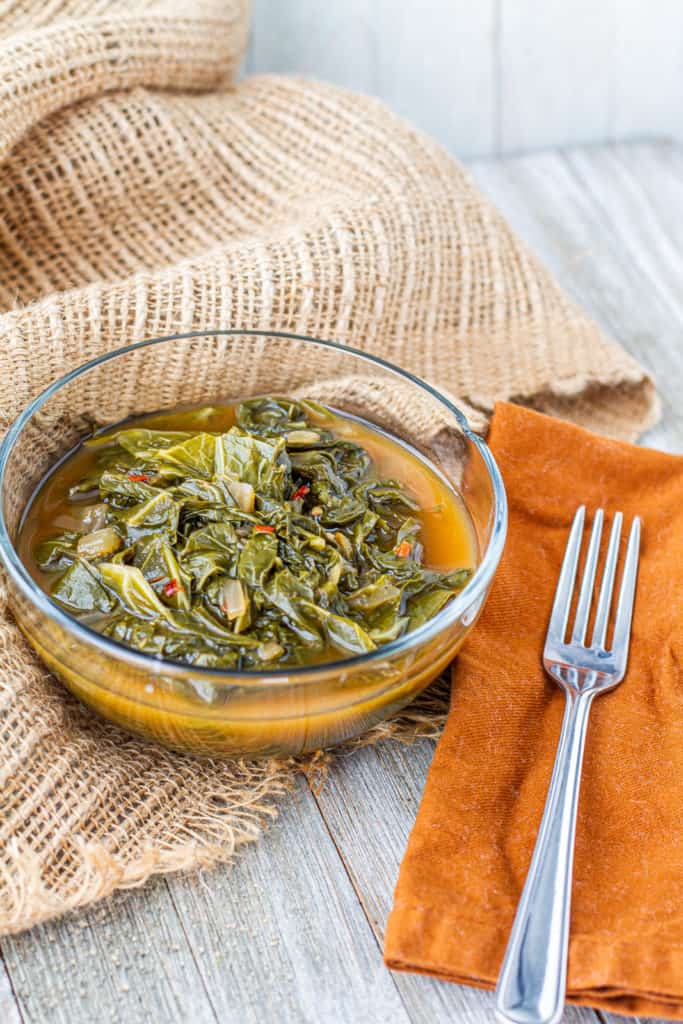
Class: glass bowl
0,331,507,757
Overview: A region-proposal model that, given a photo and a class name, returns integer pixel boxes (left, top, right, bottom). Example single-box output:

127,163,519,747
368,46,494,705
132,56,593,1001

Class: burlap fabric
0,0,658,936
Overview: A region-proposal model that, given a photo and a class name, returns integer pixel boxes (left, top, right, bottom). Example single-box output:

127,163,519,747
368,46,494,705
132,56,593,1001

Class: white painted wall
245,0,683,158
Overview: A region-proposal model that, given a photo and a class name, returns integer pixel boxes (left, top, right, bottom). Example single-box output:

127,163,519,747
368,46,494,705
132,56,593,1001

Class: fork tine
570,508,604,645
547,505,585,645
590,511,623,650
611,516,641,661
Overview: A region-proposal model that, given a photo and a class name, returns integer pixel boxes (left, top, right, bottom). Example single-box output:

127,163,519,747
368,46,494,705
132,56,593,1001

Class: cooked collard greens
34,397,471,668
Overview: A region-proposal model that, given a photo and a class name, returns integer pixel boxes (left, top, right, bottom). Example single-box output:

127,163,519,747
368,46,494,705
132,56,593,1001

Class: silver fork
495,506,641,1024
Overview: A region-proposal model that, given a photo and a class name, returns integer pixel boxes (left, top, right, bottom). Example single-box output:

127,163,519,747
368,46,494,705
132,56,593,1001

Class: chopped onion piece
226,479,255,512
219,578,249,621
76,527,121,559
285,429,320,446
257,640,284,661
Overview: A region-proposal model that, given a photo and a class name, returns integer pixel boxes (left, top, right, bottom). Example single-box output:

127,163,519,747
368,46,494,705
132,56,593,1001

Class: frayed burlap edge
0,660,450,937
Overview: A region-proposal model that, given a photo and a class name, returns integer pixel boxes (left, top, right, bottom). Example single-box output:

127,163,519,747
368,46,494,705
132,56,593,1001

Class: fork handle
495,688,595,1024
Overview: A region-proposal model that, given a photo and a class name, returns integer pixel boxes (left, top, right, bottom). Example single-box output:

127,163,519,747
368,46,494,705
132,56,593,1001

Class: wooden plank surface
470,142,683,451
246,0,377,92
361,0,497,159
0,953,22,1024
498,0,613,152
613,1,683,141
246,0,683,158
247,0,497,158
1,880,219,1024
314,740,599,1024
164,775,410,1024
1,142,680,1023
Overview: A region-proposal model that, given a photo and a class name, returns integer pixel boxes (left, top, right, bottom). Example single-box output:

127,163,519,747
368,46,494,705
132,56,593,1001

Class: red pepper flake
163,579,183,597
253,524,275,534
394,540,413,558
147,575,165,584
290,483,310,501
128,472,150,482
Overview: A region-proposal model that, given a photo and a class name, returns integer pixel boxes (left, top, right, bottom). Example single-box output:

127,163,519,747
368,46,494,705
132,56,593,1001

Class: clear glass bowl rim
0,329,508,685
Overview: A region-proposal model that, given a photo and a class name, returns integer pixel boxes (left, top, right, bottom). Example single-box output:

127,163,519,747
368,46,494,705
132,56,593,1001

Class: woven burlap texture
0,0,658,936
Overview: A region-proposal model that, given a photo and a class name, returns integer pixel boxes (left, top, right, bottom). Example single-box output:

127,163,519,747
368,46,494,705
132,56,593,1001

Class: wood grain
0,954,22,1024
246,0,377,92
313,740,598,1024
364,0,496,158
603,1015,674,1024
0,880,218,1024
164,775,411,1024
498,0,613,152
247,0,497,158
613,1,683,140
246,1,683,158
469,144,682,450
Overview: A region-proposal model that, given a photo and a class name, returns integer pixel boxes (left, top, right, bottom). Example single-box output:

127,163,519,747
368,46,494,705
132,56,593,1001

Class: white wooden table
0,140,680,1024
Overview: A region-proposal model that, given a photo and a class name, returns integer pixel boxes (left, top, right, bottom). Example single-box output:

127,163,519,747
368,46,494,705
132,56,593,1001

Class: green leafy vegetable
217,430,288,501
52,559,115,613
98,563,171,620
35,531,80,572
34,396,472,668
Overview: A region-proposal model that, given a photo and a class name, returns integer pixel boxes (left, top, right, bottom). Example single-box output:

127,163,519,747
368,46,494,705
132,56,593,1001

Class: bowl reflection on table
0,331,507,757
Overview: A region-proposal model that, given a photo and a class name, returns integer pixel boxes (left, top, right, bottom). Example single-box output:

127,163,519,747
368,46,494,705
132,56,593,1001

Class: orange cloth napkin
385,402,683,1018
